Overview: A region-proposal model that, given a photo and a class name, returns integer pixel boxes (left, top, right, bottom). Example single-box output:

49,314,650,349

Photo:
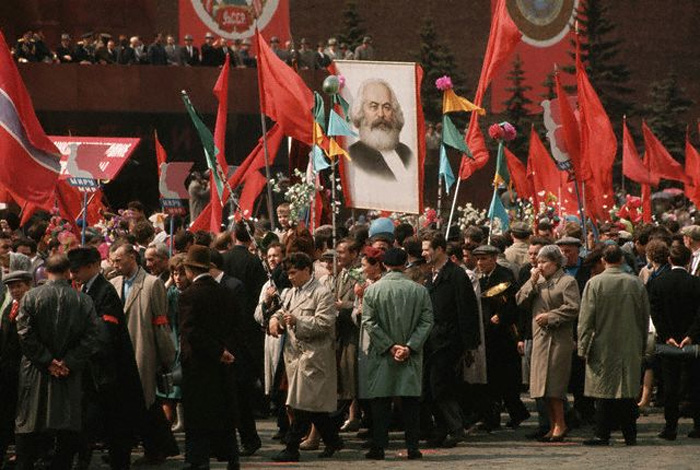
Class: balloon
322,75,340,95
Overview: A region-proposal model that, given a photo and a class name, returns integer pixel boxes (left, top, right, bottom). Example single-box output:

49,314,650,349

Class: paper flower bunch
488,122,517,142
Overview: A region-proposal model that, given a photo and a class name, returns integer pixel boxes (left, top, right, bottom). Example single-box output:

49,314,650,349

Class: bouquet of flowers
456,203,488,232
271,168,317,222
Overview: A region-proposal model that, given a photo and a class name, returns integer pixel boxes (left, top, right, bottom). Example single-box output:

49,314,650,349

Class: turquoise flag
334,94,351,119
488,190,510,231
182,92,225,201
442,114,471,156
313,92,326,131
328,109,357,137
311,145,330,172
439,144,455,193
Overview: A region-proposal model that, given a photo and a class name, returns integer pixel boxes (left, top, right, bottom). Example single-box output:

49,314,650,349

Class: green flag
182,91,225,201
493,142,510,187
441,115,471,156
313,92,326,131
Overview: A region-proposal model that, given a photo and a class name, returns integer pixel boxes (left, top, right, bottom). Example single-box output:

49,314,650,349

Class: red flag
155,131,167,176
622,120,658,186
209,54,232,233
641,182,652,224
576,50,616,217
459,0,521,180
189,123,285,231
504,147,532,201
554,72,583,179
255,29,313,145
526,127,559,207
642,120,688,184
685,129,700,207
0,31,60,209
238,170,267,218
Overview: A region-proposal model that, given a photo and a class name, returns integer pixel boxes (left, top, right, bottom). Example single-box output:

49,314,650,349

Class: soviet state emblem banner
179,0,291,46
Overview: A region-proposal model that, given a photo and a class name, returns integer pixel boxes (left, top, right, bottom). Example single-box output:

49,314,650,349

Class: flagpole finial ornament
489,121,517,142
322,75,340,95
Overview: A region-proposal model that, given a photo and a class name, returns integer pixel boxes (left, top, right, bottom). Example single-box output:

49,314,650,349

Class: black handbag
654,344,700,359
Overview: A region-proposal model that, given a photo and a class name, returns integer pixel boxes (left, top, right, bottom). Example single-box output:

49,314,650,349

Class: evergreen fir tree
566,0,633,120
336,1,367,52
540,71,556,101
503,54,533,156
415,17,468,125
643,72,694,159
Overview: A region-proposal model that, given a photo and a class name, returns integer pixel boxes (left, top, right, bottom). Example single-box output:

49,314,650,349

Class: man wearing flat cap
179,245,240,470
0,271,33,464
682,225,700,276
505,222,532,269
361,248,433,460
474,244,530,430
68,247,144,470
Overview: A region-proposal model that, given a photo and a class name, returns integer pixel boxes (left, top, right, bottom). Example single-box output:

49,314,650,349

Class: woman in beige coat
516,245,580,442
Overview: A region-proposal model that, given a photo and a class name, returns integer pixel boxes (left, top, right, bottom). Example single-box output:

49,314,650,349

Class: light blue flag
311,145,330,172
439,144,456,194
327,109,357,137
488,190,510,231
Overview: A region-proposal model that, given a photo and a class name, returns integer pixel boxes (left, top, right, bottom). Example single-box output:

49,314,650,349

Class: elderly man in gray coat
578,245,649,446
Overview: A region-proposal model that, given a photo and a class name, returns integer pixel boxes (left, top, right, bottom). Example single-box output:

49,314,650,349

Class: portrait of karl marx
349,78,414,182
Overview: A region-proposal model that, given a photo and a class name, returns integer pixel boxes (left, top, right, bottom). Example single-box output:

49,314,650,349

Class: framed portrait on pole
333,60,425,214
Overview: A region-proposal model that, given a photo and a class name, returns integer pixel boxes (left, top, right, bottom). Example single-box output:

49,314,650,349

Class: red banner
179,0,290,46
490,0,579,113
50,136,140,181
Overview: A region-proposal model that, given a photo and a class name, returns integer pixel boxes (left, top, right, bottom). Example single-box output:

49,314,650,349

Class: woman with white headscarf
516,245,580,442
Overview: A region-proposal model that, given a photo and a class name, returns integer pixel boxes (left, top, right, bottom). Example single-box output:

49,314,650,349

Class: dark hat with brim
511,221,532,237
67,247,101,271
184,245,211,269
383,247,407,267
321,249,336,260
3,270,33,285
472,245,500,257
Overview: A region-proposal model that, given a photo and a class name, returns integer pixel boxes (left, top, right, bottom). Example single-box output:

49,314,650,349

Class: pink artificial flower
502,122,517,141
435,75,453,91
337,74,346,90
488,123,505,140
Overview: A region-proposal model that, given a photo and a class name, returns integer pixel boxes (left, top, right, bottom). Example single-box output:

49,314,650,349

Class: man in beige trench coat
578,245,649,447
269,252,343,462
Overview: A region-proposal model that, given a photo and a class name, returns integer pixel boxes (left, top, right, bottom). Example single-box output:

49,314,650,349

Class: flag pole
437,174,444,229
81,190,88,245
445,176,462,241
168,215,174,257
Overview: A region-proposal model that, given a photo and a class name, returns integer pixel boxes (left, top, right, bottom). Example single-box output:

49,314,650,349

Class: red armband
152,316,169,326
102,315,119,325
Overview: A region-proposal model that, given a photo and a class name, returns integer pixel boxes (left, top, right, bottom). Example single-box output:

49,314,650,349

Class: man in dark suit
180,34,200,66
147,33,168,65
55,33,75,63
200,32,218,66
179,246,240,470
349,78,413,182
421,232,480,447
223,221,268,402
474,244,530,430
648,244,700,440
68,247,144,470
210,249,261,456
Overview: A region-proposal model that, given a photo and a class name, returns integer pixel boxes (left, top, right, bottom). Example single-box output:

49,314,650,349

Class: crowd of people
10,30,375,69
0,198,699,469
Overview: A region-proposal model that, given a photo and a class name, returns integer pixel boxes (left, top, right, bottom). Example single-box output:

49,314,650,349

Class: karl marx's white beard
358,118,400,152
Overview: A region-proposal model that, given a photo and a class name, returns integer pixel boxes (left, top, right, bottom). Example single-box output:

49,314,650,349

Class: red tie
8,301,19,322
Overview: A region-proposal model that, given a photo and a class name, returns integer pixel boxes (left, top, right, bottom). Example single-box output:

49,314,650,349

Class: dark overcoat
179,275,238,431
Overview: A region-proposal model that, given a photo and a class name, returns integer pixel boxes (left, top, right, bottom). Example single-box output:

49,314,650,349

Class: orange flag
504,147,532,201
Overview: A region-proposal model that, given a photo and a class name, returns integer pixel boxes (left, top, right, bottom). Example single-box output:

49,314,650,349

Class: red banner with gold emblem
490,0,579,113
179,0,290,46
